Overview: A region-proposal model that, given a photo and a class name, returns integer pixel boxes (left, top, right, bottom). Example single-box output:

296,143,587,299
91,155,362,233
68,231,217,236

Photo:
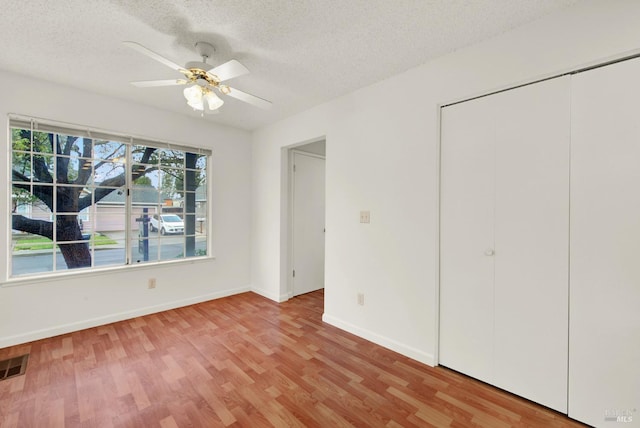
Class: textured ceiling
0,0,581,131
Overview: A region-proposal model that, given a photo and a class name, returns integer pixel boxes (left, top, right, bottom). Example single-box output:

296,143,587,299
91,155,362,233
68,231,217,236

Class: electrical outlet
357,293,365,306
148,278,156,289
360,211,370,224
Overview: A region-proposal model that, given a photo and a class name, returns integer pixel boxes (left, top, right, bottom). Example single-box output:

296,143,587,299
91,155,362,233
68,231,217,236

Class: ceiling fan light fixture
183,85,223,111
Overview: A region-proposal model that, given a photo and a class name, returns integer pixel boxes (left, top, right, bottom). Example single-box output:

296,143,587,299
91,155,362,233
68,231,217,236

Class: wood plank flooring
0,290,586,427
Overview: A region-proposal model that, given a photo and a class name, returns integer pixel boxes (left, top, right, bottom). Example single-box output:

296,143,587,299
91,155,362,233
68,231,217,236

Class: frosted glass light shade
183,85,204,110
204,91,224,110
183,85,201,102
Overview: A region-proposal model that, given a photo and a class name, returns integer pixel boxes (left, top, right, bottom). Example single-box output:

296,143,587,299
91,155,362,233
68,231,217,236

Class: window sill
1,255,216,288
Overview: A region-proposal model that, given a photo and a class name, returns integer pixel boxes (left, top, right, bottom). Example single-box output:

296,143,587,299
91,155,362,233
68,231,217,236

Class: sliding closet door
492,78,570,412
440,77,570,412
440,94,496,383
570,58,640,426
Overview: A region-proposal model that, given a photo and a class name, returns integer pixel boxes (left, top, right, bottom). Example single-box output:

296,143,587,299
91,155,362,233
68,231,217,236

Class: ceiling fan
124,41,272,113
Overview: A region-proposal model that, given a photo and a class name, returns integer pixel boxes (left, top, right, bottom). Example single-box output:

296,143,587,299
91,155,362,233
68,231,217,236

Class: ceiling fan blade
123,41,185,73
208,60,249,82
225,87,272,109
130,79,187,87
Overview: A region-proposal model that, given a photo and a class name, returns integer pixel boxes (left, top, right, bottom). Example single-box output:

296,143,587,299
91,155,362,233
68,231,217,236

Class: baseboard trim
251,286,289,302
322,313,435,367
0,286,250,349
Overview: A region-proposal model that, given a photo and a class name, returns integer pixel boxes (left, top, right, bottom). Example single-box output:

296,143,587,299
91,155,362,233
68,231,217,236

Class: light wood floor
0,290,585,427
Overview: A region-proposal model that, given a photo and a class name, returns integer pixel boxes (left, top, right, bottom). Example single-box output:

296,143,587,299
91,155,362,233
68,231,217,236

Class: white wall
0,71,253,348
250,0,640,365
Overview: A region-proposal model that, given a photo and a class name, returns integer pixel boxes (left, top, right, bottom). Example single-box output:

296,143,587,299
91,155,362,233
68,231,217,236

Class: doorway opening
287,140,326,298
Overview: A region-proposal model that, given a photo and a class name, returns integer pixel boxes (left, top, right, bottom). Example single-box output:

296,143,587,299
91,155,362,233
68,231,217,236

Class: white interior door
569,57,640,427
440,77,570,412
292,151,325,296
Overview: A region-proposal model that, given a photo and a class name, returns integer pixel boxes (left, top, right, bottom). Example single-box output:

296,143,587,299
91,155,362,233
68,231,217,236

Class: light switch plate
360,211,370,223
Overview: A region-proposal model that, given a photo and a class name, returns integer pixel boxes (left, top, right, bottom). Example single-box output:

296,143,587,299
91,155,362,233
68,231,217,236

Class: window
9,117,210,278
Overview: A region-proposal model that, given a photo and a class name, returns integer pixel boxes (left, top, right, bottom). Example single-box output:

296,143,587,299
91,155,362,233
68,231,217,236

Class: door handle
484,248,495,256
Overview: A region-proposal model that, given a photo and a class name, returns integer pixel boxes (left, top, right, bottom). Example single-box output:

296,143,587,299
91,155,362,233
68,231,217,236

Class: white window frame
6,115,212,281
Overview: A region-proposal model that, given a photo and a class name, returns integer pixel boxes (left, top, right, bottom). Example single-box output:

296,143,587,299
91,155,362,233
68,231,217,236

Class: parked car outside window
149,214,184,235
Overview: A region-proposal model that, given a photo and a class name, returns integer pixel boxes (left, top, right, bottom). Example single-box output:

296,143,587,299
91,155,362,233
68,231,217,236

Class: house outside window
9,116,210,278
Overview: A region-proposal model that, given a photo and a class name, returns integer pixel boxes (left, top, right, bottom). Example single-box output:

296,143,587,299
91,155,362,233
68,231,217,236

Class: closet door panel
440,95,496,383
570,58,640,427
493,77,570,412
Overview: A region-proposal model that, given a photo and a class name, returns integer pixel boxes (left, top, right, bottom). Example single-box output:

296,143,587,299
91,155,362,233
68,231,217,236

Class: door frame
435,106,443,366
